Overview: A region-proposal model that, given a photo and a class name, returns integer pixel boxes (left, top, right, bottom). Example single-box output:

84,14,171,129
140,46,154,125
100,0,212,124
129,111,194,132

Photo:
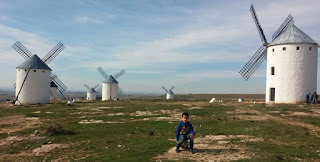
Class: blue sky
0,0,320,94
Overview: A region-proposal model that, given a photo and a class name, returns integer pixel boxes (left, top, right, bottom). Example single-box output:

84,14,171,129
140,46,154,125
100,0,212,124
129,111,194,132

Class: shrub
46,124,76,136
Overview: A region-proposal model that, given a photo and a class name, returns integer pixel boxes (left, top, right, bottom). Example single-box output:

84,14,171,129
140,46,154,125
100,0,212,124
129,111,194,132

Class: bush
46,124,76,136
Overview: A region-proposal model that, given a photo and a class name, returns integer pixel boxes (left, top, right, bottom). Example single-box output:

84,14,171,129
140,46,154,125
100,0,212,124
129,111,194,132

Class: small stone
34,130,40,135
117,145,121,148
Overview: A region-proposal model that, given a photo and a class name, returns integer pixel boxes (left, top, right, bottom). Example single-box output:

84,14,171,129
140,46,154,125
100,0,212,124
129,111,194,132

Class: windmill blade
12,41,33,60
169,86,174,91
84,84,91,90
114,69,125,79
272,14,294,40
97,67,109,79
51,73,67,92
118,87,124,96
96,86,102,92
239,46,267,81
42,42,65,65
250,4,268,45
51,74,67,100
162,86,168,92
93,84,100,90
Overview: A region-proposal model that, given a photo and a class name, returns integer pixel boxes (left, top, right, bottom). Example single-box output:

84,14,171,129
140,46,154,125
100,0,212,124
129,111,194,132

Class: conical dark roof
168,90,174,94
16,54,51,70
269,25,318,46
103,75,118,84
51,81,58,87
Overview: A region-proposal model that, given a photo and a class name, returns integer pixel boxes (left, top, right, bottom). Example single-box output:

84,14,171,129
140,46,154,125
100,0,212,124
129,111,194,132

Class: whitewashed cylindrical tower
15,55,51,105
102,75,119,101
87,88,97,101
166,92,174,100
266,25,319,103
50,81,58,101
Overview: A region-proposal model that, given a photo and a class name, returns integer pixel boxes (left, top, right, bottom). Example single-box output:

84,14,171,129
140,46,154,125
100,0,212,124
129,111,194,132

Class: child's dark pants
176,134,194,151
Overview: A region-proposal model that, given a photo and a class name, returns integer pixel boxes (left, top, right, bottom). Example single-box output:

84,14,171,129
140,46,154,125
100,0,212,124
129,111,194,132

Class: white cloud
74,13,115,24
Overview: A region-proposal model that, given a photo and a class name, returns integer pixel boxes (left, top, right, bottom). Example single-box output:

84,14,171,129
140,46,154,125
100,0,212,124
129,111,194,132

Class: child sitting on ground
176,112,195,153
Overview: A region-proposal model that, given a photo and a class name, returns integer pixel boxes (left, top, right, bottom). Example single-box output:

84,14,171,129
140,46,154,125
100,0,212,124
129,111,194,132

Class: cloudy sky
0,0,320,94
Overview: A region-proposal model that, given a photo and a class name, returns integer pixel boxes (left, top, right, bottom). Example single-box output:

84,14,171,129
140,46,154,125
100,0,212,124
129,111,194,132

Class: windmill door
270,88,275,101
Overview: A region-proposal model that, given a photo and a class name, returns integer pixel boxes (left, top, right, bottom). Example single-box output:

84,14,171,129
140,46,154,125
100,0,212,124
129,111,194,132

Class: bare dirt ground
0,115,41,134
155,135,263,161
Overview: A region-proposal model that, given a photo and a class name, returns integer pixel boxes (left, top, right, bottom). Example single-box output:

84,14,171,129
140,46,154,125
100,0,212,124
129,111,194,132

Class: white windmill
162,86,174,100
97,67,125,101
84,84,100,101
239,5,319,103
12,41,67,105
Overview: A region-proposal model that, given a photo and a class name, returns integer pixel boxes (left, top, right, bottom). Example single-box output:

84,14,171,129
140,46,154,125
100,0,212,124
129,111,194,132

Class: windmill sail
272,14,294,40
51,74,67,99
12,41,33,60
84,84,91,91
162,86,168,92
93,84,100,90
97,67,109,79
239,46,267,80
114,69,125,79
42,42,65,65
250,4,267,45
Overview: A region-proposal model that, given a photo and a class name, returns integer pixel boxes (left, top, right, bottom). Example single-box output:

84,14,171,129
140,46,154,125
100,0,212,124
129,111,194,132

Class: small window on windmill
42,71,44,73
25,69,27,72
271,67,275,75
283,47,286,51
34,70,36,72
296,47,300,50
309,47,312,51
272,48,274,52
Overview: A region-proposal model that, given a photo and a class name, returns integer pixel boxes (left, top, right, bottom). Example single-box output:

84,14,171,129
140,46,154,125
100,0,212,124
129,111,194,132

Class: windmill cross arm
272,14,294,40
162,86,168,92
42,42,65,65
97,67,109,79
114,69,125,79
84,84,91,90
250,4,268,45
93,84,100,90
12,41,33,60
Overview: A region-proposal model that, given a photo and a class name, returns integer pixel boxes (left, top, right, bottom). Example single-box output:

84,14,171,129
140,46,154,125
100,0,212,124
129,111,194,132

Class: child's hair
182,112,189,117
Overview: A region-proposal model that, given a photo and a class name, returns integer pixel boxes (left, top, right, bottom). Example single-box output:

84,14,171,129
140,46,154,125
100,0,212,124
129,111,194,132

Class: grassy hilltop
0,94,319,161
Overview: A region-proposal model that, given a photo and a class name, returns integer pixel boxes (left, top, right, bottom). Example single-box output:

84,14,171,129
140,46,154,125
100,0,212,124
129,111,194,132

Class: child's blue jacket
176,121,195,141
